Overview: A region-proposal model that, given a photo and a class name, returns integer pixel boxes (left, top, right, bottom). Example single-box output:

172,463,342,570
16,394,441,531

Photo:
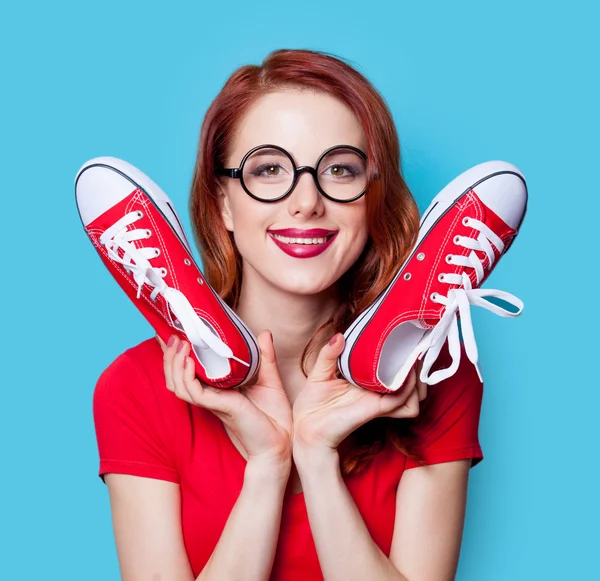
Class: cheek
344,210,369,254
346,230,369,267
228,192,263,231
227,197,270,251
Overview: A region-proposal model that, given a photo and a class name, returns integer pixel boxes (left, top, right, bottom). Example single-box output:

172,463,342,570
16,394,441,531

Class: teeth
271,233,329,245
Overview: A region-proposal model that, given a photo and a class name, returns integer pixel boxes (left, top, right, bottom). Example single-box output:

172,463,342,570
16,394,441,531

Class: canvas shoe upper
338,161,527,393
75,157,259,388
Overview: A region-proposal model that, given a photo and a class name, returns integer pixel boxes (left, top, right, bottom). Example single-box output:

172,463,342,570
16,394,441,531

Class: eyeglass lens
241,147,366,201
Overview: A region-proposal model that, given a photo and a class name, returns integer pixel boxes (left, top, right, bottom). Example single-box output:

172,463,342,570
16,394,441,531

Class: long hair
190,49,423,474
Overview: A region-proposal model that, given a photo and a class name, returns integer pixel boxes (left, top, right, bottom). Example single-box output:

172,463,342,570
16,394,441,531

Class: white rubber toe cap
75,158,140,226
432,161,527,231
472,163,528,230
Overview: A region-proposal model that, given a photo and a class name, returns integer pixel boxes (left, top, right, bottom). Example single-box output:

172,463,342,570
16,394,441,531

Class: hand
292,333,428,453
157,331,293,469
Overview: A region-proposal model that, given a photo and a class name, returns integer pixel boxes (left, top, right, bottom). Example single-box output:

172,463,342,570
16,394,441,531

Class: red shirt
93,338,483,580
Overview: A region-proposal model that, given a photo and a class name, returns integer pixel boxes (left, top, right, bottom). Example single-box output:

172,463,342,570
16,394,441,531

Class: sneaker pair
76,158,526,391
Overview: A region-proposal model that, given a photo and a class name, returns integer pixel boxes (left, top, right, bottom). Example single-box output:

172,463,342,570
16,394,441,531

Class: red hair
190,49,423,474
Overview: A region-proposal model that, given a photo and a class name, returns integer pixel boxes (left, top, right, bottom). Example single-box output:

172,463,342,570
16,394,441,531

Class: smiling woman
206,88,373,299
92,48,484,581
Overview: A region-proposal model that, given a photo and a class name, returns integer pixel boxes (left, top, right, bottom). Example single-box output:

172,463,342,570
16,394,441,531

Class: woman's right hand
157,331,292,471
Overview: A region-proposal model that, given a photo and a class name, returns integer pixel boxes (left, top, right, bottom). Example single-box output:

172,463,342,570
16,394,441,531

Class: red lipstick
268,228,337,237
267,228,338,259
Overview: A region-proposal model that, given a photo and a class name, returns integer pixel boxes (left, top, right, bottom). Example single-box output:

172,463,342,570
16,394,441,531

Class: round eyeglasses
216,144,368,203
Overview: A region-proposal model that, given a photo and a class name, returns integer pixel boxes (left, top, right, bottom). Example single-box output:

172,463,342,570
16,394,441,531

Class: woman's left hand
292,333,428,453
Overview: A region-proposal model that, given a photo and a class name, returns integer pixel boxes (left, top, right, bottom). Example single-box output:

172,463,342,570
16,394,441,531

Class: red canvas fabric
85,185,254,388
347,189,517,391
93,337,483,580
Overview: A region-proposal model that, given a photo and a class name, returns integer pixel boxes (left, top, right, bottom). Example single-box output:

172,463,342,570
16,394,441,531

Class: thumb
309,333,345,382
255,330,284,389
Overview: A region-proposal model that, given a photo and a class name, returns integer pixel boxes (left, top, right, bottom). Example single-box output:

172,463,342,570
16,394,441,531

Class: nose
287,170,324,218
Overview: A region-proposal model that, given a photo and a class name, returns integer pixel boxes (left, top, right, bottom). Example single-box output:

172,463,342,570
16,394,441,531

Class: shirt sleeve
403,343,484,470
93,347,180,484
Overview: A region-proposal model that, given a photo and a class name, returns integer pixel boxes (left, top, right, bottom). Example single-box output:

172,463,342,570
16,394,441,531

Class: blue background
2,1,598,579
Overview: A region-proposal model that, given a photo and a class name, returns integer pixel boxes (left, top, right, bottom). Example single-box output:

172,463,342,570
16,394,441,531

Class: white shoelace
409,217,522,386
99,210,249,367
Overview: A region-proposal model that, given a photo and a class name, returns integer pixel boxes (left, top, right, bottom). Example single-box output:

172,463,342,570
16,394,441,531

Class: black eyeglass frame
216,143,368,203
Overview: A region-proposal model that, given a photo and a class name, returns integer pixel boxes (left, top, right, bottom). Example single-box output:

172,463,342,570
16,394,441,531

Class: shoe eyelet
184,258,191,266
145,229,152,238
445,254,453,264
154,248,161,257
136,210,144,219
403,272,411,281
454,235,461,245
197,277,204,285
159,267,167,277
430,292,438,301
417,252,425,261
462,217,470,226
438,273,445,282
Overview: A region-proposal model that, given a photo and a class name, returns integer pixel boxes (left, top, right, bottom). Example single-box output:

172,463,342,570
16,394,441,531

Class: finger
309,333,345,382
182,355,251,423
163,335,179,393
173,361,195,405
416,377,428,402
377,369,417,415
172,339,193,400
414,359,428,401
387,387,420,419
388,367,417,401
403,368,418,394
182,355,223,408
255,330,284,390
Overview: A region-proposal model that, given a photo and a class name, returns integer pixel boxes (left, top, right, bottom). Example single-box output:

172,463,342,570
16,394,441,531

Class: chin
267,270,338,297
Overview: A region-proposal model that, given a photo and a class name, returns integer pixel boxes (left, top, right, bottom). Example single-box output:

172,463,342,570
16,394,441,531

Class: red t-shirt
93,337,483,580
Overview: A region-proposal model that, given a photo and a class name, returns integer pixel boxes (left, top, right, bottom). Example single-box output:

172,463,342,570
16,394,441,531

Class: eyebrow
248,148,290,158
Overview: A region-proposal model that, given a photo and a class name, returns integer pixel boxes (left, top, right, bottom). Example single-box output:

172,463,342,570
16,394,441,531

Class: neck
235,268,339,375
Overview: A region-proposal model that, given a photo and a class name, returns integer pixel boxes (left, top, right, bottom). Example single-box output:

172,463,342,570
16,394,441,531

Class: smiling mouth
269,233,335,245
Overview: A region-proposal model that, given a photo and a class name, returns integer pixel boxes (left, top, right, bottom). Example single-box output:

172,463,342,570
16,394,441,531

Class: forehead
229,89,367,165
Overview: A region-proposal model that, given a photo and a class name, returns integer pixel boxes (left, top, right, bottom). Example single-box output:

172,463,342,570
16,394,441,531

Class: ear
215,179,234,232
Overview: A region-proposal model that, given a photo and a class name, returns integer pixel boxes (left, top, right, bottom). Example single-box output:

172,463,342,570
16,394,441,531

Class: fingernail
176,340,185,353
329,333,338,346
167,335,175,348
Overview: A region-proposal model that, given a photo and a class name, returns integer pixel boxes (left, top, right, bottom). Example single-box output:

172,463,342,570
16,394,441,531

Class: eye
251,163,288,178
319,148,366,182
322,163,359,179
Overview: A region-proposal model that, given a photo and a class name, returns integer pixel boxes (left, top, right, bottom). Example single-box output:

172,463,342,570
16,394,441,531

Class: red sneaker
75,157,259,388
339,161,527,393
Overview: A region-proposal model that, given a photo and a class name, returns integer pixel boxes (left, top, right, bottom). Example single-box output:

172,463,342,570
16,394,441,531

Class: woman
93,48,483,581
